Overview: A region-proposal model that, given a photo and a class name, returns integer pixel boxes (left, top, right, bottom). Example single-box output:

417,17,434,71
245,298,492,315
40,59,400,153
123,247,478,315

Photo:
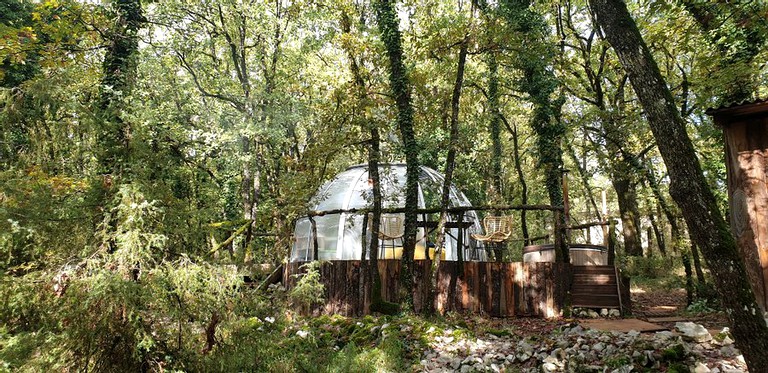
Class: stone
551,348,566,360
450,358,462,369
587,309,600,318
592,342,605,352
601,308,609,316
609,309,621,317
675,322,712,342
517,352,532,362
460,365,472,373
720,345,738,357
694,362,711,373
542,362,558,373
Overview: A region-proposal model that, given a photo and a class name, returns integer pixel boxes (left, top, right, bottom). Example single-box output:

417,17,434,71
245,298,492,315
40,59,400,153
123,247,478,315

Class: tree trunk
97,0,145,176
566,142,602,221
501,115,530,243
612,176,643,256
488,52,504,199
431,32,469,314
375,0,420,309
496,0,567,262
649,209,666,256
340,11,389,314
682,250,694,306
590,0,768,369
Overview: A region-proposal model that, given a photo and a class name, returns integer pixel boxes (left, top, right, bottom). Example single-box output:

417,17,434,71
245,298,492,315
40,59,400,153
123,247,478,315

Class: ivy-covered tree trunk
590,0,768,369
497,0,567,262
97,0,145,176
375,0,420,309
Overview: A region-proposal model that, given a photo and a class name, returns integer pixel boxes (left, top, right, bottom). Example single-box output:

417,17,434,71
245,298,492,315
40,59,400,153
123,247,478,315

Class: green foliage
290,261,326,310
621,255,672,279
685,298,716,315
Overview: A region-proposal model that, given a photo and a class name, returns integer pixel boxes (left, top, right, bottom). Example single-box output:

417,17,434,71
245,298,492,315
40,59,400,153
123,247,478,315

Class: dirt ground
631,287,731,331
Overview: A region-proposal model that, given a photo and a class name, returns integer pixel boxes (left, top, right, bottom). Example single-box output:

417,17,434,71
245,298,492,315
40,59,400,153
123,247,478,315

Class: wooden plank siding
284,260,569,318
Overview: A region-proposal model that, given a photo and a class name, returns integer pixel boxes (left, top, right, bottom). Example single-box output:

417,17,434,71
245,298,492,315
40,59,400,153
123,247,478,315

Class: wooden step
572,293,621,308
572,284,618,294
572,274,617,285
572,265,616,275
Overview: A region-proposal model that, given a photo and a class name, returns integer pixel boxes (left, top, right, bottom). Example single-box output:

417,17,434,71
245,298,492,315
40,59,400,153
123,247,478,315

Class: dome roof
292,164,485,261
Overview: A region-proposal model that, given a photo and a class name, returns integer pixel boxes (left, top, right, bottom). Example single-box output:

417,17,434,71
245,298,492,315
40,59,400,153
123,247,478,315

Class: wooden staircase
571,265,622,309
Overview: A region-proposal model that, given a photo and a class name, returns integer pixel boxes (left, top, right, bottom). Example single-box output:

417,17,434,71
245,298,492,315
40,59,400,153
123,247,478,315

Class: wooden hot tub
523,244,608,266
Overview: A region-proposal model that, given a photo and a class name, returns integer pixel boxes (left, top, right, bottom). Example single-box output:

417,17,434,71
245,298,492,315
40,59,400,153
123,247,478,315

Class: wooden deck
284,260,571,318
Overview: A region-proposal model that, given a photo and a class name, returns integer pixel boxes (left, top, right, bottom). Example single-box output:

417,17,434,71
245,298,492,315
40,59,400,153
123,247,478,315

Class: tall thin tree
375,0,420,308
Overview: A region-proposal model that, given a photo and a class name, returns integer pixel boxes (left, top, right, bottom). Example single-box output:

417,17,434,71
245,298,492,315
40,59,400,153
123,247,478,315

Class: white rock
609,309,621,317
694,362,711,373
720,336,734,345
592,342,605,352
542,362,558,373
601,308,609,316
675,322,712,342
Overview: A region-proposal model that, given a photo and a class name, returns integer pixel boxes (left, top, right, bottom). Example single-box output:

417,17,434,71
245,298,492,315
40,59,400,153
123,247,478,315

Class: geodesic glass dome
291,164,486,262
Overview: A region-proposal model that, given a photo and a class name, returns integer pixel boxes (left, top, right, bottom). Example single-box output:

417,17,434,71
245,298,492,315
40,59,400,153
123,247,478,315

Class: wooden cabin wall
284,260,570,318
722,116,768,312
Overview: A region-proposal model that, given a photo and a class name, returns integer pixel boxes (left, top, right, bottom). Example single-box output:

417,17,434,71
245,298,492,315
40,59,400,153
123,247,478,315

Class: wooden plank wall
284,260,570,318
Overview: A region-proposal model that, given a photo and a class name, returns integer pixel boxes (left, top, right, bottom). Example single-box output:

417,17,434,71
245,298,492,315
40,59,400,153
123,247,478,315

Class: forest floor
632,286,730,331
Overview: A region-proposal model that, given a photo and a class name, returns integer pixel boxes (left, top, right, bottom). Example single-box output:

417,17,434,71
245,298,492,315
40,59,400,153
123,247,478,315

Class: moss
661,344,687,361
666,362,691,373
485,327,512,337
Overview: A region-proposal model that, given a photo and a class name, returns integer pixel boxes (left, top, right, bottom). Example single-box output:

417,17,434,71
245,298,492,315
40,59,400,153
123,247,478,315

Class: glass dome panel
292,164,486,261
